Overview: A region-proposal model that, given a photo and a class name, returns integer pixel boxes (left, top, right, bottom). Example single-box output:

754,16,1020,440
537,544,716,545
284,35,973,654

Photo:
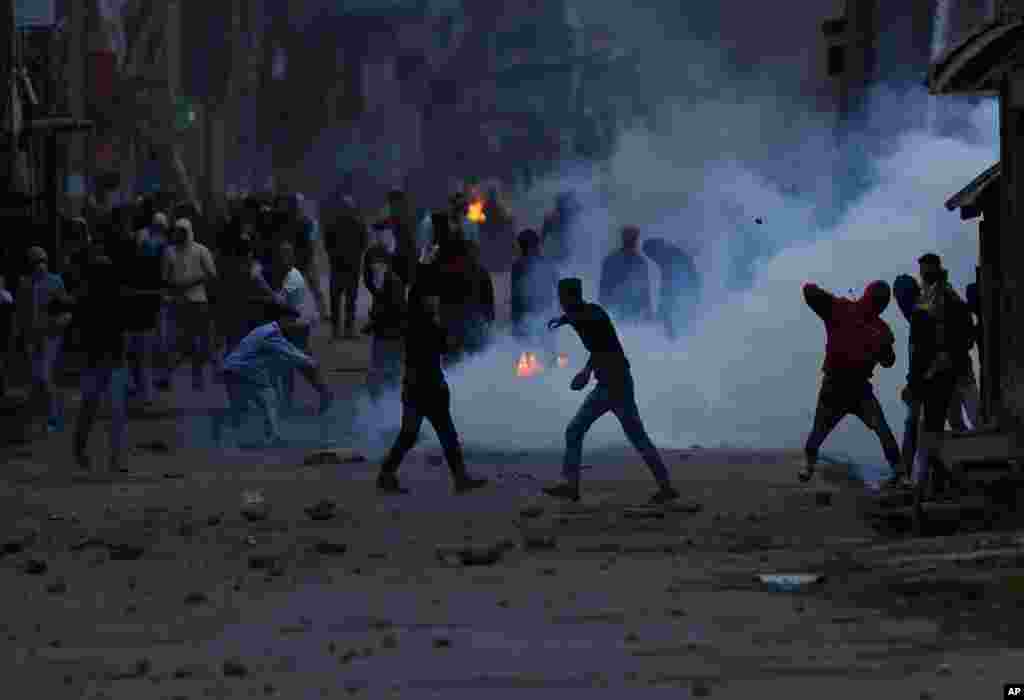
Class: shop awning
945,162,1000,220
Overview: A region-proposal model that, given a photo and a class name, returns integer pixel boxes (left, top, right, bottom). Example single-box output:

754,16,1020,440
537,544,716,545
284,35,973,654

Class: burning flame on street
516,351,544,378
557,353,569,368
468,200,487,223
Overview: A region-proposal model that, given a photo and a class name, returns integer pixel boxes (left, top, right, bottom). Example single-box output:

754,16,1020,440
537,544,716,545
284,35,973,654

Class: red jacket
804,281,896,380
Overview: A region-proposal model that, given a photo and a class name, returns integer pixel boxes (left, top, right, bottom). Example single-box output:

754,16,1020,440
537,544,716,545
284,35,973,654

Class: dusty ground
2,326,1023,699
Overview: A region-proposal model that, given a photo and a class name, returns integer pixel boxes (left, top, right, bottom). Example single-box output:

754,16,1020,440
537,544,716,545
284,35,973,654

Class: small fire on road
516,352,544,378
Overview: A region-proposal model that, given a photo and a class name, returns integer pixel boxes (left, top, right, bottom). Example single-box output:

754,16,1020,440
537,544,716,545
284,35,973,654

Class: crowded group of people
0,176,982,509
0,180,692,506
799,252,980,503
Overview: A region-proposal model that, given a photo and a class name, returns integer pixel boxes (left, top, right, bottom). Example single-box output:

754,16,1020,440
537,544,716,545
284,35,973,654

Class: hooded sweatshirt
163,219,217,303
803,280,896,381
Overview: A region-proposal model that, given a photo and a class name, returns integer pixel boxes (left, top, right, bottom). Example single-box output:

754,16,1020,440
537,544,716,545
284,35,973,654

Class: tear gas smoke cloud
353,97,997,469
345,3,997,469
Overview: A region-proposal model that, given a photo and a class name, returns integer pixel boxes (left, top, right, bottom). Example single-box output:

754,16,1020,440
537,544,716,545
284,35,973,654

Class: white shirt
280,268,319,325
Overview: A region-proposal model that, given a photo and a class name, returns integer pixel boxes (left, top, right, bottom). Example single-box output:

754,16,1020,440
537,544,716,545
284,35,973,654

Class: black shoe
156,379,171,391
649,486,681,505
377,473,409,494
542,482,580,502
454,475,488,494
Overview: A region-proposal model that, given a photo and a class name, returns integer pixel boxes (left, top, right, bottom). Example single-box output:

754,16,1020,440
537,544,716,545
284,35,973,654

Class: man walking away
800,280,901,484
599,226,652,326
214,311,333,448
641,237,699,341
72,256,132,473
162,219,217,392
544,278,682,505
324,195,368,340
376,278,488,496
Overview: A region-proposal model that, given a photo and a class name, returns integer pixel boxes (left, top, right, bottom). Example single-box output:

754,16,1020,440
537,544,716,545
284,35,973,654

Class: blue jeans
222,373,280,442
562,373,670,485
277,326,310,410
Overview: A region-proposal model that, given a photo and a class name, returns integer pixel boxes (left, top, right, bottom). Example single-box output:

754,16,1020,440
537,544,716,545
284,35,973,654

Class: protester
137,212,174,389
905,253,973,501
893,273,921,489
386,188,419,286
641,237,699,340
375,280,488,496
544,278,682,505
479,184,516,274
214,312,333,448
162,218,217,392
0,273,12,398
946,278,980,432
270,240,318,413
510,229,558,332
323,194,368,340
463,240,495,356
362,238,407,403
17,246,72,433
215,232,278,354
599,226,652,325
113,214,165,407
431,212,477,364
71,255,132,473
280,192,328,320
541,192,578,268
800,280,902,484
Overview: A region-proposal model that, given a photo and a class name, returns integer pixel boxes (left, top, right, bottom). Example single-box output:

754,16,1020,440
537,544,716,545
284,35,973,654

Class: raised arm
802,283,833,321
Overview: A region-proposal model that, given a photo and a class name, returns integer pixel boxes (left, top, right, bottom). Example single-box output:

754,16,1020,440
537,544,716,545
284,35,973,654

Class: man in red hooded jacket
799,280,901,483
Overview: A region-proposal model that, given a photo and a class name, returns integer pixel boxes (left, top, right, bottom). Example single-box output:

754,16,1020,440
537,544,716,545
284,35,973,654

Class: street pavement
1,325,1022,699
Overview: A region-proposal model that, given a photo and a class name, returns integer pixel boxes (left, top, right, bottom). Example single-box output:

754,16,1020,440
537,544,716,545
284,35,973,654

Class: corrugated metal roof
945,162,1001,216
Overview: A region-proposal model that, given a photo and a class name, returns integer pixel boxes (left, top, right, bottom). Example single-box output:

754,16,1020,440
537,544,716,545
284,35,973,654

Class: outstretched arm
802,283,833,321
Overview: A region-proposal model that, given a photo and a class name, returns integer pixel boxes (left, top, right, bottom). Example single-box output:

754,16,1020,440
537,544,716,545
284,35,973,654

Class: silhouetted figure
599,226,652,325
376,285,488,496
510,228,558,343
543,278,681,505
641,237,699,340
800,280,901,484
323,194,368,340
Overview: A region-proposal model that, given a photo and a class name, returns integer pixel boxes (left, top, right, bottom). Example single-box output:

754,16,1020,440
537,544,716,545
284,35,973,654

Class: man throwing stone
544,278,682,505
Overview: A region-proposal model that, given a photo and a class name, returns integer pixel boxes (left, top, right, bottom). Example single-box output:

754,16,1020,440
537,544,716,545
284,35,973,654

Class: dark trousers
804,375,901,468
914,371,958,494
902,400,921,475
330,260,359,333
380,381,465,480
563,372,670,485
